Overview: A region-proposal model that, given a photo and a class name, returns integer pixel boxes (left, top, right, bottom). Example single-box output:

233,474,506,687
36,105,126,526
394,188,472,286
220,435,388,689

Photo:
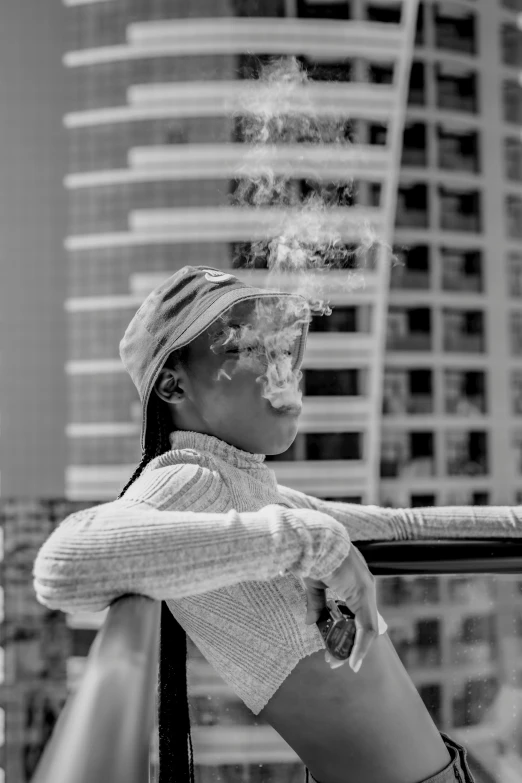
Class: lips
270,403,302,416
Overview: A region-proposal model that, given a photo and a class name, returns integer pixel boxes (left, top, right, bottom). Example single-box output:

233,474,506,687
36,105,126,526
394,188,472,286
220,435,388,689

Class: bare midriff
258,634,452,783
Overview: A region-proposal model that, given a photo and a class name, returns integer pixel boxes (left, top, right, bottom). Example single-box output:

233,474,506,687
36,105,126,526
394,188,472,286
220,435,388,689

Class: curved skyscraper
63,0,418,507
61,1,522,781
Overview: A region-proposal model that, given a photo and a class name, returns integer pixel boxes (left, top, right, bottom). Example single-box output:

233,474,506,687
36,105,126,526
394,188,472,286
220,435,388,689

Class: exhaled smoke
213,56,400,410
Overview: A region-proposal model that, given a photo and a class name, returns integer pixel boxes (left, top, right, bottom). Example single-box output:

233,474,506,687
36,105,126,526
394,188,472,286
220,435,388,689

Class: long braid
117,350,195,783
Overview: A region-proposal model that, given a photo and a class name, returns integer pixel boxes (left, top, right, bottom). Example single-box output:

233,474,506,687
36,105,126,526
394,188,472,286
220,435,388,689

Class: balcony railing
447,457,488,476
387,333,432,351
442,274,482,293
445,395,486,414
440,212,481,233
383,394,433,415
443,333,484,352
31,532,522,783
390,268,430,289
435,29,476,56
396,208,429,228
402,148,427,167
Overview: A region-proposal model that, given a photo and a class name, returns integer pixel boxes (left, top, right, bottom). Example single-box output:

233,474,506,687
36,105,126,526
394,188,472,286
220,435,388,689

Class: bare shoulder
258,634,451,783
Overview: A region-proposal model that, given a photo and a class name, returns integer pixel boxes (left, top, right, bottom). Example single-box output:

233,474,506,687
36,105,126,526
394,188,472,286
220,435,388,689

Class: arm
277,485,522,541
33,468,351,614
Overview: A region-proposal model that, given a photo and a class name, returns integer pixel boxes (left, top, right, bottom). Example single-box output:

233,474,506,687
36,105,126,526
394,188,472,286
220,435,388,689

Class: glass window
511,370,522,414
503,79,522,124
296,0,351,19
408,61,426,106
501,23,522,66
509,311,522,354
507,195,522,239
508,253,522,297
305,432,362,460
366,3,401,24
304,369,360,396
309,307,357,332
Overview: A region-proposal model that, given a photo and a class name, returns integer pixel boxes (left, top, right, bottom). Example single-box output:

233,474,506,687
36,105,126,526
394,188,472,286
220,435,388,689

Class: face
154,299,304,455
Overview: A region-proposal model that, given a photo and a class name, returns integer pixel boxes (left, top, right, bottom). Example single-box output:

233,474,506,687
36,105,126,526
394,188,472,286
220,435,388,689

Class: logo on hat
204,270,235,283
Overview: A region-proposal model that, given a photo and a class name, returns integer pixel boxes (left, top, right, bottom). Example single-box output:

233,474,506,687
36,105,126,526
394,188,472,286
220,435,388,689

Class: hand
303,543,379,674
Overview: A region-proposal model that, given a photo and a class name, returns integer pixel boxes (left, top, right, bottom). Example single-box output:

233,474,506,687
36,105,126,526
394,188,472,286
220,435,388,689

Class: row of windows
67,55,237,113
67,116,383,174
67,365,522,423
380,429,489,478
69,178,501,241
68,178,382,234
69,428,522,481
66,0,481,65
68,244,232,297
385,307,522,357
67,1,418,53
68,179,491,237
402,122,522,192
64,240,488,298
396,183,481,232
402,121,479,173
67,0,237,51
66,51,487,120
72,300,522,361
69,368,367,425
68,304,365,362
383,367,522,420
396,184,522,240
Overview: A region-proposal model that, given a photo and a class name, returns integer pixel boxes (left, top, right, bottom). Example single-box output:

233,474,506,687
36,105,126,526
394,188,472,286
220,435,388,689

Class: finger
304,580,327,625
348,587,379,673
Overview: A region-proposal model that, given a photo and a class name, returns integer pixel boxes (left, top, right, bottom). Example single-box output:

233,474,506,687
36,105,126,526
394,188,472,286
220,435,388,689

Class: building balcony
395,209,429,229
447,458,488,476
440,213,481,233
435,30,476,56
390,267,430,289
386,333,431,351
445,395,486,415
450,641,495,666
402,147,427,167
407,87,425,106
383,394,433,415
442,274,482,293
443,334,484,353
439,153,479,174
380,457,435,478
395,644,442,669
437,91,477,114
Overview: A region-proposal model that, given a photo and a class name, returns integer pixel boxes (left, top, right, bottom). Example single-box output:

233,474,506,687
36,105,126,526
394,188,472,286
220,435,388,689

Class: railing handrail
31,594,161,783
31,538,522,783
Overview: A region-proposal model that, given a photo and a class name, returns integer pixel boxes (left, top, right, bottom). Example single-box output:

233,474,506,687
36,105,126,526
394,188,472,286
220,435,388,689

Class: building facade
60,1,522,782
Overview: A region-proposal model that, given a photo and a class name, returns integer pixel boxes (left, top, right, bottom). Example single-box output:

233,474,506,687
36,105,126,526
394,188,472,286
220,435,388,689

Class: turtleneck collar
169,430,267,470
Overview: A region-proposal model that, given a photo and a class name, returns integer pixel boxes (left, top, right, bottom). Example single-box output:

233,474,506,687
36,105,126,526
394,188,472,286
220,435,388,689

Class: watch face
327,618,356,660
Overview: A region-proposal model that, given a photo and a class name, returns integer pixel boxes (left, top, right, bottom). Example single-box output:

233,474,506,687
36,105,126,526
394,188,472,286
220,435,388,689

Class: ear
153,367,186,405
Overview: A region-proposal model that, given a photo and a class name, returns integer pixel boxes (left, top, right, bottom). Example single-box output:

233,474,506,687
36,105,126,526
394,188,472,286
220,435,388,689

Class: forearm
32,498,351,613
293,495,522,541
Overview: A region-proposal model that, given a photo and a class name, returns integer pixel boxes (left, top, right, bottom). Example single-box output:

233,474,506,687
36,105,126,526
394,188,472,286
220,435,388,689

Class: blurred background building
3,0,522,781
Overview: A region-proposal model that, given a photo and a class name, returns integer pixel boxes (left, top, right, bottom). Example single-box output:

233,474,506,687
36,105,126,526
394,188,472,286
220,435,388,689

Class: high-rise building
0,1,70,781
61,1,522,782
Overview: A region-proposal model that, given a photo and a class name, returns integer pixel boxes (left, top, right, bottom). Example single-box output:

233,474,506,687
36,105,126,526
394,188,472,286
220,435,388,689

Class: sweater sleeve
277,484,522,541
32,465,352,614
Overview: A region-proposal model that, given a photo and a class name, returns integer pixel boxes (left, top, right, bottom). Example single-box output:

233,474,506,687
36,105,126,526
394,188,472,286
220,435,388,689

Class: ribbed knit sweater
33,431,522,714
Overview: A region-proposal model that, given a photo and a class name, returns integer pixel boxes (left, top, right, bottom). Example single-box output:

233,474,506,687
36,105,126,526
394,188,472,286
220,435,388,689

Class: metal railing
30,538,522,783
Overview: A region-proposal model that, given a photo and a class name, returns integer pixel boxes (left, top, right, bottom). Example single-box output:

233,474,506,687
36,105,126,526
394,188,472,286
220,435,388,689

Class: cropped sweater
33,431,522,714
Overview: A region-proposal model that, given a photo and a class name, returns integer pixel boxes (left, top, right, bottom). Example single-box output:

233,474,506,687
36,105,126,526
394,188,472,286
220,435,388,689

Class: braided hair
117,346,195,783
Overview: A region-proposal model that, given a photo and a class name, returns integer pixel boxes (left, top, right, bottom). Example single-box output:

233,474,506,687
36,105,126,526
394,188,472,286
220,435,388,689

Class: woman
33,265,489,782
